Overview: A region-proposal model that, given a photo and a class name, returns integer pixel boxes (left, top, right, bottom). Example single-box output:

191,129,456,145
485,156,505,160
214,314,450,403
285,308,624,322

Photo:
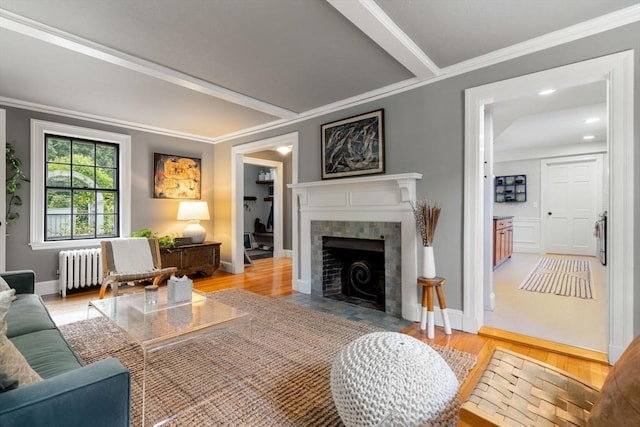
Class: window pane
96,144,116,168
72,165,95,188
97,215,117,237
73,190,95,214
73,214,95,238
47,189,71,211
46,215,71,240
72,141,95,165
46,164,71,187
46,137,70,162
96,168,116,190
97,191,117,214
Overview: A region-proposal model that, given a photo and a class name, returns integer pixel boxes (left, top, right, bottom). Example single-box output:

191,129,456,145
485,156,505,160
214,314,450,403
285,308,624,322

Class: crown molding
440,4,640,78
216,4,640,144
0,9,297,120
0,96,218,144
1,5,638,145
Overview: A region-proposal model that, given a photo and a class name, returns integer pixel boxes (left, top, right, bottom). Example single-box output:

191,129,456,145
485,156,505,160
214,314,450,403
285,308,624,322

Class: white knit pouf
330,332,459,427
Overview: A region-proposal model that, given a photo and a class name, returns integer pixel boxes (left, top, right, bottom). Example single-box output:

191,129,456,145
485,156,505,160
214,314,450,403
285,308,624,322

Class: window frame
30,120,131,250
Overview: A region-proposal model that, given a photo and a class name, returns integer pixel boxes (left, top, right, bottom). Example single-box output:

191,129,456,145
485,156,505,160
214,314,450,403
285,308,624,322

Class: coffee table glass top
90,288,248,349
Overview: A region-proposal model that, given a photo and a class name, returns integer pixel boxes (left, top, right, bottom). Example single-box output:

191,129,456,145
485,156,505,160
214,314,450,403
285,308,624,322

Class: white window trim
30,119,131,250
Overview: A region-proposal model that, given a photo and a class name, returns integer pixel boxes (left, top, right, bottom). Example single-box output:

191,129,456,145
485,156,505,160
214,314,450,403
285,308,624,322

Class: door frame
463,51,634,363
541,154,603,255
231,132,299,274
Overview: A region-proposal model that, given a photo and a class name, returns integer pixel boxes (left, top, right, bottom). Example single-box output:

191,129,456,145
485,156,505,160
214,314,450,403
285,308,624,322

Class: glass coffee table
89,288,251,426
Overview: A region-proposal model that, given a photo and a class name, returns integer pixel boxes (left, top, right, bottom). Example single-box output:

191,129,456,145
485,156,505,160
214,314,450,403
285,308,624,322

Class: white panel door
543,156,601,256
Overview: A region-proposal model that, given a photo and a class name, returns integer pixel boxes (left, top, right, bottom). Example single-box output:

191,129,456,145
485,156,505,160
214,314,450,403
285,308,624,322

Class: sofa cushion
10,329,83,379
0,289,42,388
587,334,640,426
6,294,56,339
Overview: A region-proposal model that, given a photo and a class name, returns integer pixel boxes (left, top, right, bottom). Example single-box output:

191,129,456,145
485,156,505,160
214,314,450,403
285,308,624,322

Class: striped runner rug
518,257,594,299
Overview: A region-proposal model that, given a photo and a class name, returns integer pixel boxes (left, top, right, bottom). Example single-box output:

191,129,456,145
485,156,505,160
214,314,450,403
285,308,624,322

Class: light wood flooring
488,253,607,352
43,257,611,426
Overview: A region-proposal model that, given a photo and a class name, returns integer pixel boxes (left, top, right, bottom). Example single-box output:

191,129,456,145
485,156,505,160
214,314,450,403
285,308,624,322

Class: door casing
464,51,635,363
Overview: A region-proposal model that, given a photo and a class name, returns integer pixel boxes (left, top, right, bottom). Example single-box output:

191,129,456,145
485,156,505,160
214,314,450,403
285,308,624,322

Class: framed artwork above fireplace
321,109,385,180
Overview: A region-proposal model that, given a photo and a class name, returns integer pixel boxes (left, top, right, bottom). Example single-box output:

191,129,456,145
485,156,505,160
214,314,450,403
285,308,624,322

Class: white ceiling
0,0,637,144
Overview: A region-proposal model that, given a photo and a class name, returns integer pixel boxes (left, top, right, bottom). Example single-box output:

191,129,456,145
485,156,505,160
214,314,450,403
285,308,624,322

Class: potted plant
5,143,29,225
131,227,176,249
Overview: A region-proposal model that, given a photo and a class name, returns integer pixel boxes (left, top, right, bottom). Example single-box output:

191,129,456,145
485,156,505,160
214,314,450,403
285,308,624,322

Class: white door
542,155,601,256
0,109,6,272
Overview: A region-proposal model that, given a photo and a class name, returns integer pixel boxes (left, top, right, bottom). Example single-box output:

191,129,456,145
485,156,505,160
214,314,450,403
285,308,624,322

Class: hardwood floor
44,257,611,426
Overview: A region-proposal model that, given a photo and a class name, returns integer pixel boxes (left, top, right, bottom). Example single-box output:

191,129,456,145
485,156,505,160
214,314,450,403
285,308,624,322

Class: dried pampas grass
412,200,441,247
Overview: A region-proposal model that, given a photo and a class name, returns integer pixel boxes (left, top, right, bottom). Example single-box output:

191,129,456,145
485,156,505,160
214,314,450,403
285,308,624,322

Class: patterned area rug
60,289,476,426
519,257,594,299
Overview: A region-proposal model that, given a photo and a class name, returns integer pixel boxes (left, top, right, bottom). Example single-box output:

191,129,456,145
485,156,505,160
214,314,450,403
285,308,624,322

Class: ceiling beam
0,9,298,120
327,0,439,80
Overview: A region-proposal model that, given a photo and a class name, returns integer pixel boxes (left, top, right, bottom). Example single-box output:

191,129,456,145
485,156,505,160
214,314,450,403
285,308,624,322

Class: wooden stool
418,276,452,339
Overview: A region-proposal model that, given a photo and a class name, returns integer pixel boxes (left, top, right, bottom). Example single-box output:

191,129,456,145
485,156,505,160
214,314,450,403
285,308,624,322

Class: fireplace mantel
289,173,423,321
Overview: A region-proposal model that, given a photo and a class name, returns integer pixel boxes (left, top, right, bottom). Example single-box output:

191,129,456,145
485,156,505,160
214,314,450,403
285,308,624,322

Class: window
30,120,131,250
45,134,119,241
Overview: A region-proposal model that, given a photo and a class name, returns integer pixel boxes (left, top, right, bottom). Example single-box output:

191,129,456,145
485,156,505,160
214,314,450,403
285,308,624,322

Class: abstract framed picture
153,153,201,199
321,109,385,179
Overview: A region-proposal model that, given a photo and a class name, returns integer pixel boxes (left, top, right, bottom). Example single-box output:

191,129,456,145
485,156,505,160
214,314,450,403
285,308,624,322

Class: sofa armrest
0,358,130,427
1,270,36,295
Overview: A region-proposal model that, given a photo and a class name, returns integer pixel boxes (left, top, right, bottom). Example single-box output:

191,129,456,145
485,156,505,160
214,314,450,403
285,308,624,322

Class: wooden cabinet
160,242,221,277
493,217,513,269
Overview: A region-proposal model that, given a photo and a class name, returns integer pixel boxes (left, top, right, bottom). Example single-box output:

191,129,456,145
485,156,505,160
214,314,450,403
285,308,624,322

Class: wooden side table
418,276,452,339
160,242,221,277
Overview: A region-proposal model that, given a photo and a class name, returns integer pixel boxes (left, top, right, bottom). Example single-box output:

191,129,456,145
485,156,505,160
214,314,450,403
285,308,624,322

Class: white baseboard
279,249,292,258
36,280,60,296
219,261,233,272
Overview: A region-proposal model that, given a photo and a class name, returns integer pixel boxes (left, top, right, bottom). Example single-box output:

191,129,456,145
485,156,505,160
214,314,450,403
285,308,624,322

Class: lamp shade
177,201,210,221
177,201,210,243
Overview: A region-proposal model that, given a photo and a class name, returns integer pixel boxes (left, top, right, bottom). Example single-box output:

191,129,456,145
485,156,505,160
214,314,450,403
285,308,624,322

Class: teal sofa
0,270,130,426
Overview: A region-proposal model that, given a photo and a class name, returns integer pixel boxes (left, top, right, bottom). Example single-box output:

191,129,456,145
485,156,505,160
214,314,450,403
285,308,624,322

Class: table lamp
177,201,210,244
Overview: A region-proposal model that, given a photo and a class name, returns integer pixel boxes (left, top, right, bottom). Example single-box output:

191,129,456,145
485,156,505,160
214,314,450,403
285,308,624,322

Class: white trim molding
29,119,131,250
464,51,634,364
230,132,299,274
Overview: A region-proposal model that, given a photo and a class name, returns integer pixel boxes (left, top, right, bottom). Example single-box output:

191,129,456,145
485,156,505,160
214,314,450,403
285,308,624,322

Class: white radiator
58,249,103,297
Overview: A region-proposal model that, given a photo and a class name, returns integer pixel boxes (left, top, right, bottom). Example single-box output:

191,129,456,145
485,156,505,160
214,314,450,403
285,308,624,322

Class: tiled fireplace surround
290,173,422,322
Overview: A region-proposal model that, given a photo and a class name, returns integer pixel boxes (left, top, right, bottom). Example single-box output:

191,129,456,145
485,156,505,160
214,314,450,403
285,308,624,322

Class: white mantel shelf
288,172,423,189
290,172,423,322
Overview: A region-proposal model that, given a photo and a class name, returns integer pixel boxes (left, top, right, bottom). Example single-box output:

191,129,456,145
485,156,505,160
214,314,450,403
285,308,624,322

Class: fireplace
290,173,423,322
323,236,386,311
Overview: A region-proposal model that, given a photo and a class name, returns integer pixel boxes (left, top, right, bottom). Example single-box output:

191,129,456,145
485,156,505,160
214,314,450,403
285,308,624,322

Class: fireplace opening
322,236,385,312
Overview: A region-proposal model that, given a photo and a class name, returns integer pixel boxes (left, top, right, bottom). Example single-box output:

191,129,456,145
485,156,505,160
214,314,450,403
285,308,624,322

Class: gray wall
215,22,640,334
3,105,215,283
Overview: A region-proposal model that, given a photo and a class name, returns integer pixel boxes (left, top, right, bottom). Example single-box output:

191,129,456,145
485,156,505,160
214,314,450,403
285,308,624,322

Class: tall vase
422,246,436,278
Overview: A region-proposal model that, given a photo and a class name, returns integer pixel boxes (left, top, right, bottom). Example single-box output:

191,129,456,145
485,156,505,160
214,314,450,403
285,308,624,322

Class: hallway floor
485,252,607,352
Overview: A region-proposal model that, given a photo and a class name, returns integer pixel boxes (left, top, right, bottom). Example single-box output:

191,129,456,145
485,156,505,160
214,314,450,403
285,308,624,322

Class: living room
1,1,639,426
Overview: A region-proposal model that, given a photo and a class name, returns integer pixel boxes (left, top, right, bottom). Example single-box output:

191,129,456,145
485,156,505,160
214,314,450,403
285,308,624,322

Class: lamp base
183,221,206,244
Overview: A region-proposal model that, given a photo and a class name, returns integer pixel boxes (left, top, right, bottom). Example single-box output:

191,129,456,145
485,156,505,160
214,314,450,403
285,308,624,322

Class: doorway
463,51,635,363
231,132,299,275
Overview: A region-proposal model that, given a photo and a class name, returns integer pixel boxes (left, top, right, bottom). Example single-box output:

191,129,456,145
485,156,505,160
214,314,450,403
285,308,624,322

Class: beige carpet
519,257,594,299
60,289,476,426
